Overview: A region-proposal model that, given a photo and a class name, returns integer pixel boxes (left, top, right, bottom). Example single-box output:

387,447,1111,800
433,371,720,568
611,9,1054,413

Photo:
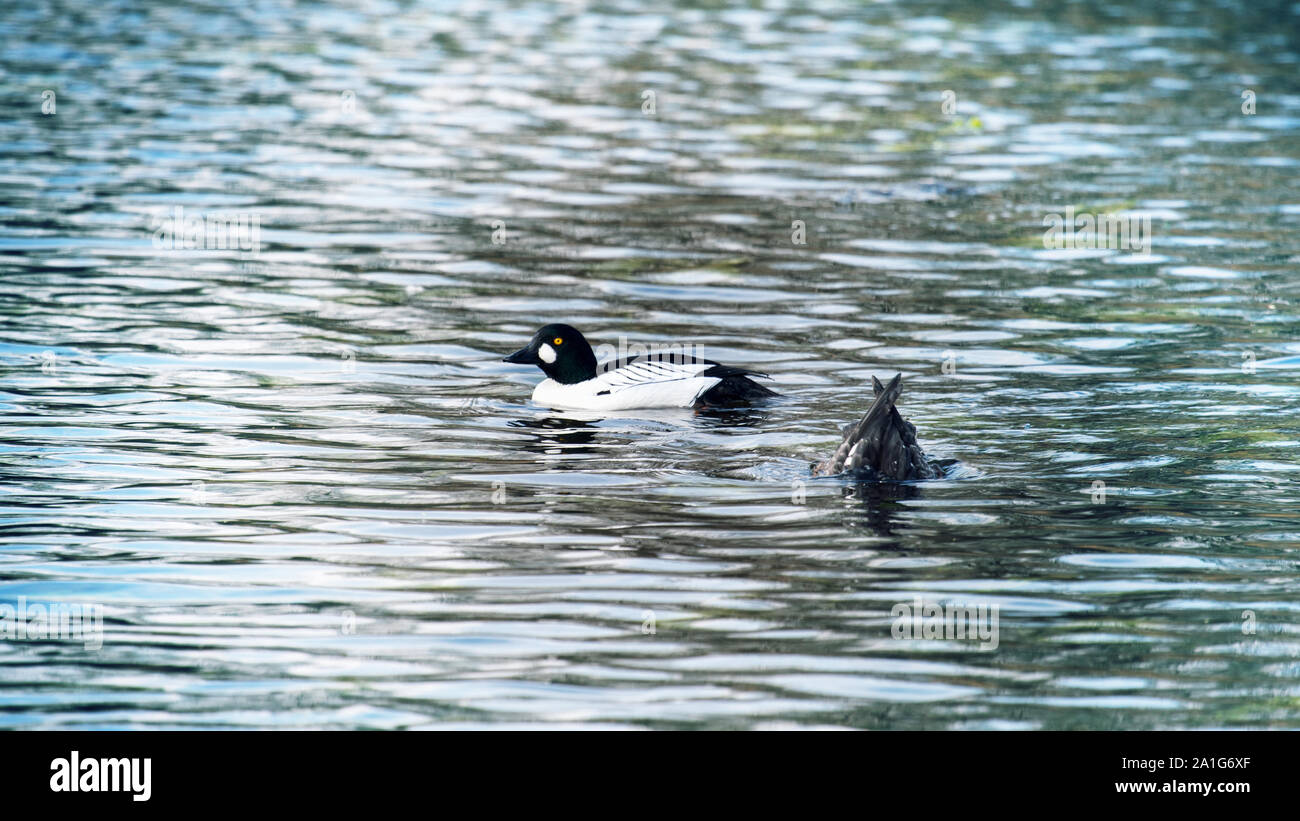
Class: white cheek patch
538,343,557,364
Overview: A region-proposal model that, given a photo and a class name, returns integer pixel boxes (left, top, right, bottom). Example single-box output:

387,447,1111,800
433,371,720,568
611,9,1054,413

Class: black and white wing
532,351,775,410
588,354,726,407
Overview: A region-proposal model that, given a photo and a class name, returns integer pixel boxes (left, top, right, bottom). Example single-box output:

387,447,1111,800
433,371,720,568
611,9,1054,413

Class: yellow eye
553,337,563,345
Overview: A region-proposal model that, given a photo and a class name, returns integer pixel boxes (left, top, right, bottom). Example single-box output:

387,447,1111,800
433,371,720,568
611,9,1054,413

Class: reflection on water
2,0,1300,729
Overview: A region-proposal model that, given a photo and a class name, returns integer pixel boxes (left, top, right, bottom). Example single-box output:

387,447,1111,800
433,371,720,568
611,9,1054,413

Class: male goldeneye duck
502,323,778,411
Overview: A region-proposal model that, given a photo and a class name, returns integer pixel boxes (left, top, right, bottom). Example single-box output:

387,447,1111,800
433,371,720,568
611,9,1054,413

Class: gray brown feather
812,373,938,480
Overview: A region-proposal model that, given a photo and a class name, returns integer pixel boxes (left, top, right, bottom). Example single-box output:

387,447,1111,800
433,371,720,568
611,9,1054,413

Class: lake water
2,0,1299,729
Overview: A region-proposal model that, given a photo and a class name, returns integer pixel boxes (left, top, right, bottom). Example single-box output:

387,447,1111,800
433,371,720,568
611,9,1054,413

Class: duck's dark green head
502,323,598,385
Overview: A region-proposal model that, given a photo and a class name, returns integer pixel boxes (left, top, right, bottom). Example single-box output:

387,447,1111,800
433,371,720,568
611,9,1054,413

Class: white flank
531,357,724,410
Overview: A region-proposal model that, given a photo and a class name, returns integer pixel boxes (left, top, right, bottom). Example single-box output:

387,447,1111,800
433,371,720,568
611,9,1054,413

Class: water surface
2,0,1300,729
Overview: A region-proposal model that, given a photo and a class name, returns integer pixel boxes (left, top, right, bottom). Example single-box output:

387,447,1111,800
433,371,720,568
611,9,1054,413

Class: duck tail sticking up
812,373,939,481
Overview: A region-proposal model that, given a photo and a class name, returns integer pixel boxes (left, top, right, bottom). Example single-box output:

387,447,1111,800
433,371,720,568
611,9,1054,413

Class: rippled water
3,0,1300,729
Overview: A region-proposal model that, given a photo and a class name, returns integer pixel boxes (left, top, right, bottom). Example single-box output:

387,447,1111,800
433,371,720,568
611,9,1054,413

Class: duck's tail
696,365,779,407
812,373,938,480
